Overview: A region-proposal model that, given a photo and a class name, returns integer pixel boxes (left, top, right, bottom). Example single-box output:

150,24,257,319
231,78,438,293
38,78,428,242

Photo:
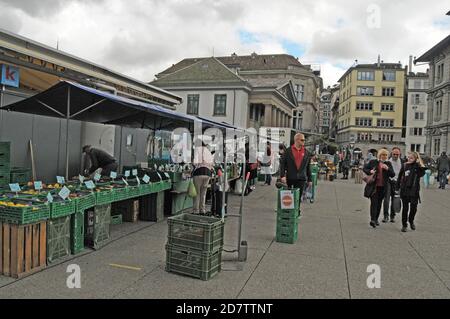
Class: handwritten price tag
124,170,130,178
34,181,43,191
94,173,101,182
132,169,138,176
58,186,71,200
110,171,117,179
79,175,85,184
47,193,54,203
9,183,21,192
56,176,65,184
142,174,150,184
84,181,96,190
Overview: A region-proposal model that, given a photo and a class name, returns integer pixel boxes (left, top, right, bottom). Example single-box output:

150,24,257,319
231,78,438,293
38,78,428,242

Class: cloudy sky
0,0,448,86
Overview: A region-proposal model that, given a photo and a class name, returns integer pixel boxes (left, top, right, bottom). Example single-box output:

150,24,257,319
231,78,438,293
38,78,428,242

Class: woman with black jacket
363,149,395,228
397,152,426,232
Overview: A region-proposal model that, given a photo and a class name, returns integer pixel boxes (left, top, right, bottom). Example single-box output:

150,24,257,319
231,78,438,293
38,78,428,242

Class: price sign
124,170,130,178
34,181,43,191
47,193,54,203
85,181,96,190
136,176,141,185
56,176,65,184
79,175,85,184
132,169,138,176
142,174,150,184
94,173,101,182
122,178,129,186
9,183,21,192
110,171,117,179
58,186,71,200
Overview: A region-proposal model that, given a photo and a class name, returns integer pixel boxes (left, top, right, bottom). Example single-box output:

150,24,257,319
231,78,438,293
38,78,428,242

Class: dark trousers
265,173,272,185
370,186,385,222
439,170,448,188
401,196,419,227
383,181,397,218
287,180,305,211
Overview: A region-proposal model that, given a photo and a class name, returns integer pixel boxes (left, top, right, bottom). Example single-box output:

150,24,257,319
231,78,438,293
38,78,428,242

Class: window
357,86,374,96
414,112,424,120
377,119,394,127
381,104,394,111
249,104,254,120
357,71,374,81
213,94,227,116
356,102,373,111
355,118,372,127
297,85,304,101
435,99,443,121
186,94,199,115
358,132,372,141
411,144,421,153
412,94,420,104
436,63,444,84
410,128,423,136
382,71,396,81
382,87,395,96
434,138,441,156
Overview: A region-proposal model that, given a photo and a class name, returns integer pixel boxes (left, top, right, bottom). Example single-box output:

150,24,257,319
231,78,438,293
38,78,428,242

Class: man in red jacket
280,133,312,201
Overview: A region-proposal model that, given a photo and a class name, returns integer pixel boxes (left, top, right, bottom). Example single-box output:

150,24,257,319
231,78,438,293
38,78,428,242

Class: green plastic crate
126,186,140,199
71,211,84,254
276,214,299,226
139,183,155,196
276,226,298,244
111,214,122,225
165,244,222,281
112,187,128,202
50,198,76,219
277,188,301,211
0,200,50,225
277,208,299,219
161,180,172,191
75,192,96,212
167,213,224,252
9,167,31,184
95,188,113,205
0,175,10,186
47,215,71,263
85,204,111,250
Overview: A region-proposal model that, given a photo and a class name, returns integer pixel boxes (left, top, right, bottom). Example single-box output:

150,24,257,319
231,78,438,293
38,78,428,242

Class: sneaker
401,227,407,232
410,223,416,230
390,217,395,223
376,221,380,226
370,221,376,228
382,217,389,223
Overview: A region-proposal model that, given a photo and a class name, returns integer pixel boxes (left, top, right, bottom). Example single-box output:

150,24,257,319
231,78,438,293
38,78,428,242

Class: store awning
0,80,197,130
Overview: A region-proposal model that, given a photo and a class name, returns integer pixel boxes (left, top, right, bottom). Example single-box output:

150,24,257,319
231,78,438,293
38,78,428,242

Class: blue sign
58,186,71,200
9,183,21,192
110,171,117,179
47,193,54,203
85,181,96,190
132,169,138,176
34,181,43,191
1,64,20,88
142,174,150,184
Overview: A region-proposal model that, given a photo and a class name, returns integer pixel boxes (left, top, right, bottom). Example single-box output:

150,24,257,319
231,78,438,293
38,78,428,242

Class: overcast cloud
0,0,448,86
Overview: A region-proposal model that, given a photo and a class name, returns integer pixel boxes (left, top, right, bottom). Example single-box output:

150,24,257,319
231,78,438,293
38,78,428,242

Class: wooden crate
0,221,47,278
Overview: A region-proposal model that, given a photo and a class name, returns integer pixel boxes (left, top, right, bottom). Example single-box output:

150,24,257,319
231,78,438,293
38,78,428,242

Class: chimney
377,55,381,67
409,55,413,74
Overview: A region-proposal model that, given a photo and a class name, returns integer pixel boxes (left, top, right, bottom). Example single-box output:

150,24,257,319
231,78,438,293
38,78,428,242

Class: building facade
405,72,429,154
416,35,450,158
329,84,340,141
337,62,406,156
154,53,321,132
319,89,331,135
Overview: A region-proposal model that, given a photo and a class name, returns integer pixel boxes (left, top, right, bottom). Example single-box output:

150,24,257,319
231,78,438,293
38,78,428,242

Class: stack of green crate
166,213,224,281
276,188,300,244
47,215,71,263
70,210,85,254
0,142,11,186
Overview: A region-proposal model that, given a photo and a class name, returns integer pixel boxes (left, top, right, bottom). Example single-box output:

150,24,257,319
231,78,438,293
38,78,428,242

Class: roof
152,57,248,86
415,35,450,62
0,28,181,106
156,54,303,77
338,62,405,82
246,78,291,88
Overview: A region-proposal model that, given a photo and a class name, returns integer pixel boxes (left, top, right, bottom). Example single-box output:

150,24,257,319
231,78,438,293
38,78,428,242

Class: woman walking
363,149,395,228
397,152,426,232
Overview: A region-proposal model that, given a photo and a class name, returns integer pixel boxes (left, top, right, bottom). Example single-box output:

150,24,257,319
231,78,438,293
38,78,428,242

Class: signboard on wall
1,64,20,88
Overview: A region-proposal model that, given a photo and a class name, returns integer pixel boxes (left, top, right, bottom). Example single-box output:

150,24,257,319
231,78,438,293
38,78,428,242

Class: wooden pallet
0,221,47,278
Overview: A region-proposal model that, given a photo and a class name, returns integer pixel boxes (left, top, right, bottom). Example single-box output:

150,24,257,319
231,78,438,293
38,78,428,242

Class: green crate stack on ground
166,213,224,281
71,210,85,254
276,188,300,244
47,215,71,263
0,142,11,186
85,204,111,250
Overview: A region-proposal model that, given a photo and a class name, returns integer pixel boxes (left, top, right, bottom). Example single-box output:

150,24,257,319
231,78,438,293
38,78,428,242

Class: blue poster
1,64,20,88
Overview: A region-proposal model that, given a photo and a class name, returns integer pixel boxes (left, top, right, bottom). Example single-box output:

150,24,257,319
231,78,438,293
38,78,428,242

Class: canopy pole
222,143,227,220
65,86,71,180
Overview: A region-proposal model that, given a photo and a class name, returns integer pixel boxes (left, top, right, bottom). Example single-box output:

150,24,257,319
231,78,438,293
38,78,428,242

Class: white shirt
193,146,214,170
389,157,402,181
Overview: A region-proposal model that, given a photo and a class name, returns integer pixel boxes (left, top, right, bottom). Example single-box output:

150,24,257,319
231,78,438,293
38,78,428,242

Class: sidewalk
1,179,449,299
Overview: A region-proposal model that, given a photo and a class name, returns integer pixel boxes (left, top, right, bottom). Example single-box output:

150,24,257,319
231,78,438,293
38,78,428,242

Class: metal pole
65,86,71,180
0,85,4,108
237,160,246,254
222,139,227,219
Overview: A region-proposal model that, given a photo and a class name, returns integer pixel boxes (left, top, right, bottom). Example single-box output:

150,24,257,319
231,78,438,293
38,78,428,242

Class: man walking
436,152,449,190
280,133,312,214
383,147,403,223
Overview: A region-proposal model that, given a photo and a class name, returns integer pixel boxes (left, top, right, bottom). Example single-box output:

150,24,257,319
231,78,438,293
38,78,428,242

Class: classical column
264,104,272,127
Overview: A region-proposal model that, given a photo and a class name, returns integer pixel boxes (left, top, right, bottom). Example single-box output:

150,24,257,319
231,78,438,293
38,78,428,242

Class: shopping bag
188,180,197,197
393,191,401,213
306,185,313,199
